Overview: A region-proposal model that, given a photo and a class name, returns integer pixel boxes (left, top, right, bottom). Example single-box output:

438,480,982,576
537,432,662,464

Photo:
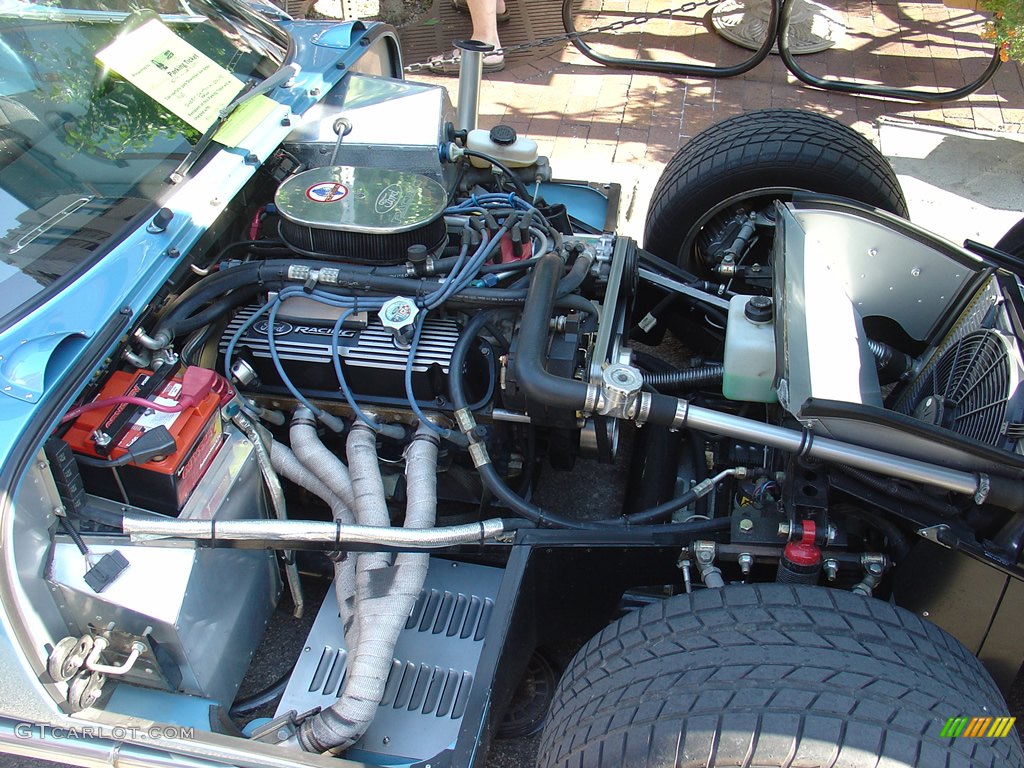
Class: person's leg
466,0,501,51
428,0,506,72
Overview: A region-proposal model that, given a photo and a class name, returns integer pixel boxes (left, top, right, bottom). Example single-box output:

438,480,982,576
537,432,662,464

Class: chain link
404,0,725,72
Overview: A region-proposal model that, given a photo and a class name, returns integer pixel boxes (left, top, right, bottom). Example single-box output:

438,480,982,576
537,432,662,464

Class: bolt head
738,518,754,532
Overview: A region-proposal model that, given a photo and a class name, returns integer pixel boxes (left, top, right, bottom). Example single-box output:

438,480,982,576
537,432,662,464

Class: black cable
461,148,533,199
229,672,291,716
75,427,177,469
832,502,910,561
449,310,731,533
59,518,89,556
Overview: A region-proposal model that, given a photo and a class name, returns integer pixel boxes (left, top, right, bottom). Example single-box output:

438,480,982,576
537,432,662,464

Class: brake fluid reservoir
723,295,778,403
467,125,539,169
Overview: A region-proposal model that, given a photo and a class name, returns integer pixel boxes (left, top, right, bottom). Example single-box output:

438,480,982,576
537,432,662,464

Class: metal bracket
638,268,731,311
250,708,321,745
918,524,954,548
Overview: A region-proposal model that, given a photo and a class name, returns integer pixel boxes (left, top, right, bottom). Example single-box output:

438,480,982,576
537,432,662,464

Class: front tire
643,110,908,272
537,584,1022,768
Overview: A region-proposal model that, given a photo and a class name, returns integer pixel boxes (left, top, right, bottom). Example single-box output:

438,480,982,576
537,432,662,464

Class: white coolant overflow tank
466,125,539,169
723,295,778,403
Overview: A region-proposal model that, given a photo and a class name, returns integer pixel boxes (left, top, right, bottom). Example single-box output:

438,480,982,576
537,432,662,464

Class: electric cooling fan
908,329,1022,448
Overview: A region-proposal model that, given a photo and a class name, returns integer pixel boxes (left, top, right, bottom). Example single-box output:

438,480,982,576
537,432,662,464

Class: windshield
0,0,287,326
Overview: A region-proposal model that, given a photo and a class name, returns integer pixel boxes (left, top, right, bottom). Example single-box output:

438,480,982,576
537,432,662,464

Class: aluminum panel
276,559,503,763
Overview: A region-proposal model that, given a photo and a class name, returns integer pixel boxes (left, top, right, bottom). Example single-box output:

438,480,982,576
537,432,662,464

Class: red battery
63,369,224,514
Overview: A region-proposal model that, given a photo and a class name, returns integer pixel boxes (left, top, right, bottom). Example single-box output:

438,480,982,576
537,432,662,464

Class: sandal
426,50,505,75
451,0,511,24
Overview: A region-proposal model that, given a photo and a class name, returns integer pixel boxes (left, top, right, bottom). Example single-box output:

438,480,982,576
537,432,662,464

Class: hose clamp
797,427,815,459
671,399,690,432
974,473,991,505
635,392,653,426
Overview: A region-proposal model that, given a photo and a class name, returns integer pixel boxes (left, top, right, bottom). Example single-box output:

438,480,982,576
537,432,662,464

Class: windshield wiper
167,62,299,184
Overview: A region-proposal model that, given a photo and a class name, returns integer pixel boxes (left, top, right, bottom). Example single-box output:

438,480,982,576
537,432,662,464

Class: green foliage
62,78,197,159
20,20,196,160
980,0,1024,63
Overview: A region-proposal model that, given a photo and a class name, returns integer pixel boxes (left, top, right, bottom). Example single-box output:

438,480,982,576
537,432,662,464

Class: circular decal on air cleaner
305,182,349,203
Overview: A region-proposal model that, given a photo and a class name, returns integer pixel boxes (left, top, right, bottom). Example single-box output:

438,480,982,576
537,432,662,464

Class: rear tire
537,584,1022,768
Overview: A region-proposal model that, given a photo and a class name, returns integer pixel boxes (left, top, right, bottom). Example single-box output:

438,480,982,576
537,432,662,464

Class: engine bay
12,57,1024,767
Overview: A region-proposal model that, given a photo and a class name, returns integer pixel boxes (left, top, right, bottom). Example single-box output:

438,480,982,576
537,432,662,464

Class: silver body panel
46,427,281,706
276,559,503,763
283,74,455,183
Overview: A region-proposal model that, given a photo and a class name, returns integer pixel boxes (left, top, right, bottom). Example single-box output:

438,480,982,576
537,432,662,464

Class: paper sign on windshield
96,19,242,132
95,18,277,145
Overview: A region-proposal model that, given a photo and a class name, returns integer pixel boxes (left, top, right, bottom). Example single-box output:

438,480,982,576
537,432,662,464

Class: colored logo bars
941,716,1017,738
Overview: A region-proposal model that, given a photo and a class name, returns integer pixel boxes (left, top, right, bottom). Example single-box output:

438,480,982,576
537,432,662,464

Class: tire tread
537,585,1022,768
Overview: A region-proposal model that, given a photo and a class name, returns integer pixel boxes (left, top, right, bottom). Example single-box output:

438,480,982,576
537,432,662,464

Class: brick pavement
403,0,1024,239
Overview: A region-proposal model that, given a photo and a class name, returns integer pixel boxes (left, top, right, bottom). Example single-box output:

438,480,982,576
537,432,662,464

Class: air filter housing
275,166,448,264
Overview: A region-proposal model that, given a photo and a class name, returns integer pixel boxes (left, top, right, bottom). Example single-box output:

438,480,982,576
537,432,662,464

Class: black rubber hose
556,251,594,295
158,258,436,335
836,465,960,518
630,293,677,339
643,364,724,393
833,503,910,561
555,294,599,328
161,285,263,337
157,256,587,338
449,310,729,533
230,672,291,716
866,339,913,385
633,350,677,375
595,485,708,525
214,240,289,260
156,262,266,337
450,310,515,407
477,460,730,533
510,252,592,410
